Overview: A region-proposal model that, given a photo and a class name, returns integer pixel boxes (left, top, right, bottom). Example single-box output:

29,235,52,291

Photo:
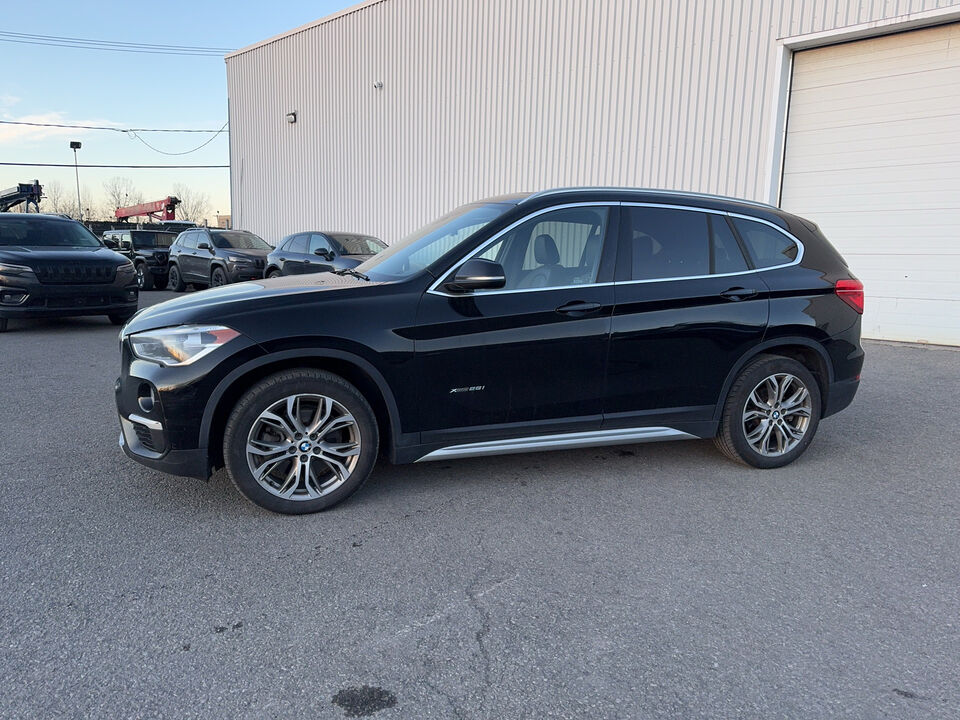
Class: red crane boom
115,196,180,221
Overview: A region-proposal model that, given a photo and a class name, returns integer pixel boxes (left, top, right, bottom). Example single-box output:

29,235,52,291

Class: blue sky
0,0,353,220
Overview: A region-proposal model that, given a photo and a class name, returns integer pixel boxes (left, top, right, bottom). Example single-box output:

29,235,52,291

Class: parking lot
1,290,958,719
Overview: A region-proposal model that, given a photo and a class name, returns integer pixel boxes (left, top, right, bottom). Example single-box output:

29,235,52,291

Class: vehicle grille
33,262,117,285
32,293,127,309
154,252,169,264
132,421,159,452
253,258,265,269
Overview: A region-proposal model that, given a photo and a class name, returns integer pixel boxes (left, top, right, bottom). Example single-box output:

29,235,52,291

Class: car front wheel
136,263,154,290
211,267,228,287
714,354,822,468
223,369,379,514
168,264,186,292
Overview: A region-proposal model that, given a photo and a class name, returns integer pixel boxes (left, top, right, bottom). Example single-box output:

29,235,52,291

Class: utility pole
70,141,82,222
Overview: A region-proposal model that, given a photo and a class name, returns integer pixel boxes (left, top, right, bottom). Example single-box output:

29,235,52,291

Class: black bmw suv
0,213,138,332
167,228,271,290
116,188,863,514
264,231,386,277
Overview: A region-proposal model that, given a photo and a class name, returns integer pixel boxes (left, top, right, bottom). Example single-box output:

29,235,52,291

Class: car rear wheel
168,264,186,292
223,369,379,514
211,267,227,287
136,262,154,290
0,318,8,333
267,269,282,279
714,354,822,468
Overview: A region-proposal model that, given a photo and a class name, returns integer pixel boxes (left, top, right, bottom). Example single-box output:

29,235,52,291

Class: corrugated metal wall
226,0,959,245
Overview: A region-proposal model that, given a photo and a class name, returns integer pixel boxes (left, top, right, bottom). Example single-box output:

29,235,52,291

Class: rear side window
623,207,710,280
731,217,798,268
179,232,197,249
710,216,749,274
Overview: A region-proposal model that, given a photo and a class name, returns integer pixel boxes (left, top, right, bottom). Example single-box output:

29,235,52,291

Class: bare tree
102,176,143,212
173,183,210,223
42,180,73,215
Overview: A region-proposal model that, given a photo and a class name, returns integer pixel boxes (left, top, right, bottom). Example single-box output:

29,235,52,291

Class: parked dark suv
167,228,271,291
264,231,386,277
101,228,177,290
1,213,138,332
116,188,863,514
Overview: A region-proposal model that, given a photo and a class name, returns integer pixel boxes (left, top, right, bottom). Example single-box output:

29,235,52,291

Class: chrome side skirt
415,426,695,462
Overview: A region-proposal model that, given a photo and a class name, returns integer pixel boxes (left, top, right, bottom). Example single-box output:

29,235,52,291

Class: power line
0,162,228,169
127,121,229,155
0,30,234,52
0,119,226,133
0,31,233,56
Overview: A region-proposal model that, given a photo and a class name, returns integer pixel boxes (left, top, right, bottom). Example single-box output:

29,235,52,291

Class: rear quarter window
731,217,798,268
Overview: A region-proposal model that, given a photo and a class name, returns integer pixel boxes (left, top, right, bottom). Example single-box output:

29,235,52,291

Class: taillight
835,278,864,314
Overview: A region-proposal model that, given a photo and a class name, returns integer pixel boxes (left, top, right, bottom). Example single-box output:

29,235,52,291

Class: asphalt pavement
1,291,958,719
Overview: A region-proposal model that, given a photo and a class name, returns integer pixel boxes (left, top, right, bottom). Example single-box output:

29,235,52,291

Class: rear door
414,203,618,445
282,234,309,274
605,204,769,433
176,231,200,280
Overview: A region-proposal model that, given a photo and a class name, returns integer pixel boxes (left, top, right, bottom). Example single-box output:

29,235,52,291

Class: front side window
462,206,610,291
731,217,799,268
0,218,101,247
213,231,271,250
357,202,514,281
308,233,333,255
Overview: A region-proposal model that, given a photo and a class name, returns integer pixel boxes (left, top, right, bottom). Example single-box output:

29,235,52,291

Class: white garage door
780,23,960,345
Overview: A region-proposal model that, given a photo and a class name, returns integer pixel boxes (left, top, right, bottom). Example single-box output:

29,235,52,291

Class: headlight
117,262,135,275
0,262,35,277
228,255,252,264
129,325,240,367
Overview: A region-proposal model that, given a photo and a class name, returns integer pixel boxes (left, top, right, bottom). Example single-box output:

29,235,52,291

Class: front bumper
114,333,265,480
226,263,264,282
0,275,138,319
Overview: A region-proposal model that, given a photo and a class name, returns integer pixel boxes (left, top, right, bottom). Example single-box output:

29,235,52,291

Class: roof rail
520,187,778,210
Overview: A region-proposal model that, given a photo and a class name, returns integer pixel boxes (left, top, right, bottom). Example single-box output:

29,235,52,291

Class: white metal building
226,0,960,345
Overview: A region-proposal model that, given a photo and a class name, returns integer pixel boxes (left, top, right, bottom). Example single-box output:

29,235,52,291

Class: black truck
101,228,177,290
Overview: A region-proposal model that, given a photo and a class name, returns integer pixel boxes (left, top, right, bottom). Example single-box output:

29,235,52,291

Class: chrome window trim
426,201,804,298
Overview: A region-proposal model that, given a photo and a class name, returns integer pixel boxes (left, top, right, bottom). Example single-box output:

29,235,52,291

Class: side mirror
102,238,118,249
444,258,506,293
197,242,211,251
314,248,333,260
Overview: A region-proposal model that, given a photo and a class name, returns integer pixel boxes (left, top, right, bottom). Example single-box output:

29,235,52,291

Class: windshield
0,217,102,247
328,233,386,256
357,203,514,280
132,231,176,249
213,231,271,250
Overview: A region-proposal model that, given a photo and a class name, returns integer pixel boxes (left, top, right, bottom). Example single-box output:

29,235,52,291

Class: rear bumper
823,376,859,418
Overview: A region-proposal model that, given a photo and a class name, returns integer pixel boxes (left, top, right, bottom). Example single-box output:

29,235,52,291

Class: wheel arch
712,336,833,421
200,349,402,470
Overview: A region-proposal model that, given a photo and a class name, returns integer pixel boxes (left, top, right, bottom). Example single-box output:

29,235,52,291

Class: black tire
0,318,8,333
108,312,135,326
223,369,379,514
211,266,228,287
168,264,186,292
136,262,155,291
714,354,822,469
267,269,282,279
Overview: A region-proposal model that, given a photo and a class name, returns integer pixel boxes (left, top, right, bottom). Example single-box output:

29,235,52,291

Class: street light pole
70,141,82,222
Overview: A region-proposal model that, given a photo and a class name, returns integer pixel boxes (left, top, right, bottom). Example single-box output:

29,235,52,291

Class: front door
605,204,769,433
413,204,618,446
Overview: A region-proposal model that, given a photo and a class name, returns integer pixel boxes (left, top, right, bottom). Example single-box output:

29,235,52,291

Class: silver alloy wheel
742,373,812,456
246,393,361,500
136,265,145,289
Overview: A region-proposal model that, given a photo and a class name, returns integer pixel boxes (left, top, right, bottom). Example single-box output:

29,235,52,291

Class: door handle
556,300,602,316
720,287,759,301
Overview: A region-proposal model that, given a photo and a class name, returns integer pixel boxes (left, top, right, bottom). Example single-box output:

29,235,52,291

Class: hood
223,248,270,259
122,271,381,336
0,246,128,265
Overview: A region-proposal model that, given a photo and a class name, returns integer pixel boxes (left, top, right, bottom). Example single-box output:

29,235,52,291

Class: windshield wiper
332,268,370,281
